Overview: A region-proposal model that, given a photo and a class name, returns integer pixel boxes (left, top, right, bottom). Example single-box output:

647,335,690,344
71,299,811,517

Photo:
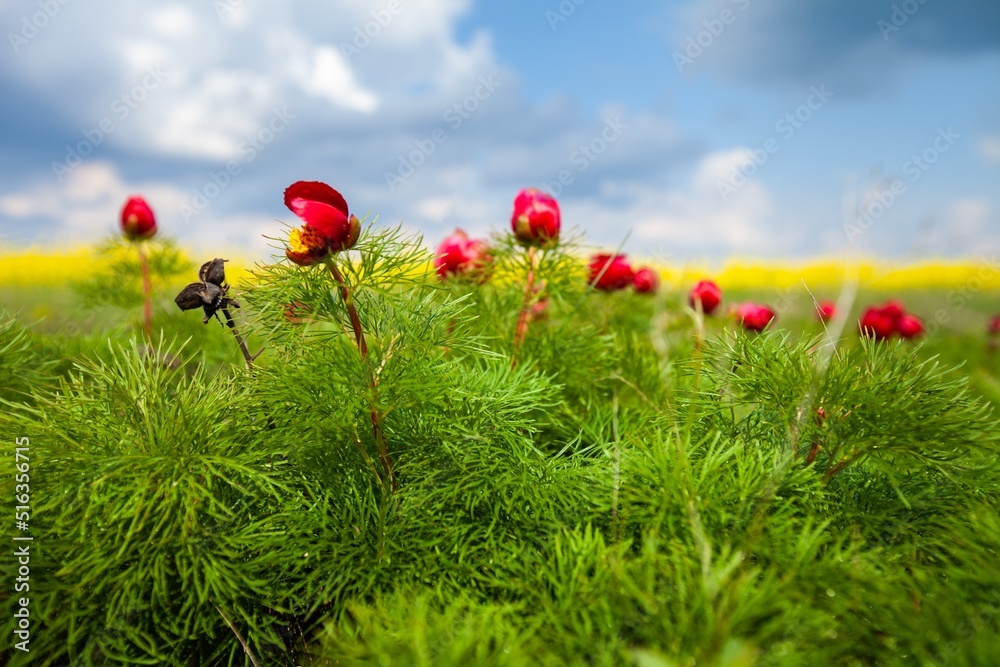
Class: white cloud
563,149,776,257
148,5,198,39
0,162,178,241
0,161,278,255
288,44,379,113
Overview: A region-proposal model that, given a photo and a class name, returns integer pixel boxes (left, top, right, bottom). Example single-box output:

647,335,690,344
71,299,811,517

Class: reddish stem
325,258,395,492
326,259,368,357
511,247,538,369
138,245,152,338
805,440,822,465
222,307,255,369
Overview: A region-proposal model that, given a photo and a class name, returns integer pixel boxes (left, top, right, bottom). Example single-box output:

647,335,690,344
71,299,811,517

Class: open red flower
511,188,560,248
285,225,333,267
990,315,1000,335
589,254,635,291
284,181,360,252
897,313,924,340
689,280,722,315
859,306,896,340
435,229,491,280
633,267,659,294
734,303,776,332
120,196,157,241
816,300,836,322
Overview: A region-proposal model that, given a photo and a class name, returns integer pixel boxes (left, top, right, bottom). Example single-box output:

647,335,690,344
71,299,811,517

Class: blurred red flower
816,300,836,322
858,300,925,341
734,303,776,332
120,196,157,241
511,188,560,248
633,267,659,294
589,254,635,291
859,306,897,340
897,313,924,339
689,280,722,315
434,229,491,280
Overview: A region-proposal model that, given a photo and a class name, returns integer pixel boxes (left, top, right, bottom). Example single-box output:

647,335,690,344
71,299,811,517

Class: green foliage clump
1,225,999,666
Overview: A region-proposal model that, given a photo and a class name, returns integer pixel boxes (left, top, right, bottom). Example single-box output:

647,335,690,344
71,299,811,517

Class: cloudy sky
0,0,998,261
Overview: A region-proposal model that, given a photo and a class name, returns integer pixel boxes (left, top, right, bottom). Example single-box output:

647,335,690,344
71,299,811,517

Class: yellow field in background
1,246,998,291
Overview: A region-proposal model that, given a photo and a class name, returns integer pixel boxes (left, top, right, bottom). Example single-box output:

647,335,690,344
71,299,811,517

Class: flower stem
138,244,152,338
325,259,367,357
221,306,256,369
511,246,539,369
325,257,396,492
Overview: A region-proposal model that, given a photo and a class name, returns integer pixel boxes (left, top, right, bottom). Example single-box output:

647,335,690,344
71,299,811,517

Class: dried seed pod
175,283,208,311
199,258,228,286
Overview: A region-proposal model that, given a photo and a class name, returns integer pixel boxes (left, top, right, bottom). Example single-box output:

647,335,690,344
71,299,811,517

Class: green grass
1,231,999,666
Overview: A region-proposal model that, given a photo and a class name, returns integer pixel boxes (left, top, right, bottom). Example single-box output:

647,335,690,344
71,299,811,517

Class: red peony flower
859,306,896,340
734,302,776,332
879,299,906,324
897,313,924,340
120,196,157,241
285,225,330,266
589,254,635,291
816,300,836,322
434,229,491,280
988,315,1000,335
689,280,722,315
511,188,560,248
284,181,360,252
633,267,659,294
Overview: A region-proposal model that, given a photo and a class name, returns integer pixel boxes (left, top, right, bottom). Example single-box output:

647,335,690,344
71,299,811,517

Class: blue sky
0,0,997,261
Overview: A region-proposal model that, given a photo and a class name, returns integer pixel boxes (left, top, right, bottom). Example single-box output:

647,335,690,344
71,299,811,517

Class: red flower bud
633,267,659,294
284,180,358,252
589,254,635,291
816,300,836,322
897,313,924,340
734,302,776,332
689,280,722,315
511,188,560,248
859,306,896,340
434,229,492,281
120,196,157,241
